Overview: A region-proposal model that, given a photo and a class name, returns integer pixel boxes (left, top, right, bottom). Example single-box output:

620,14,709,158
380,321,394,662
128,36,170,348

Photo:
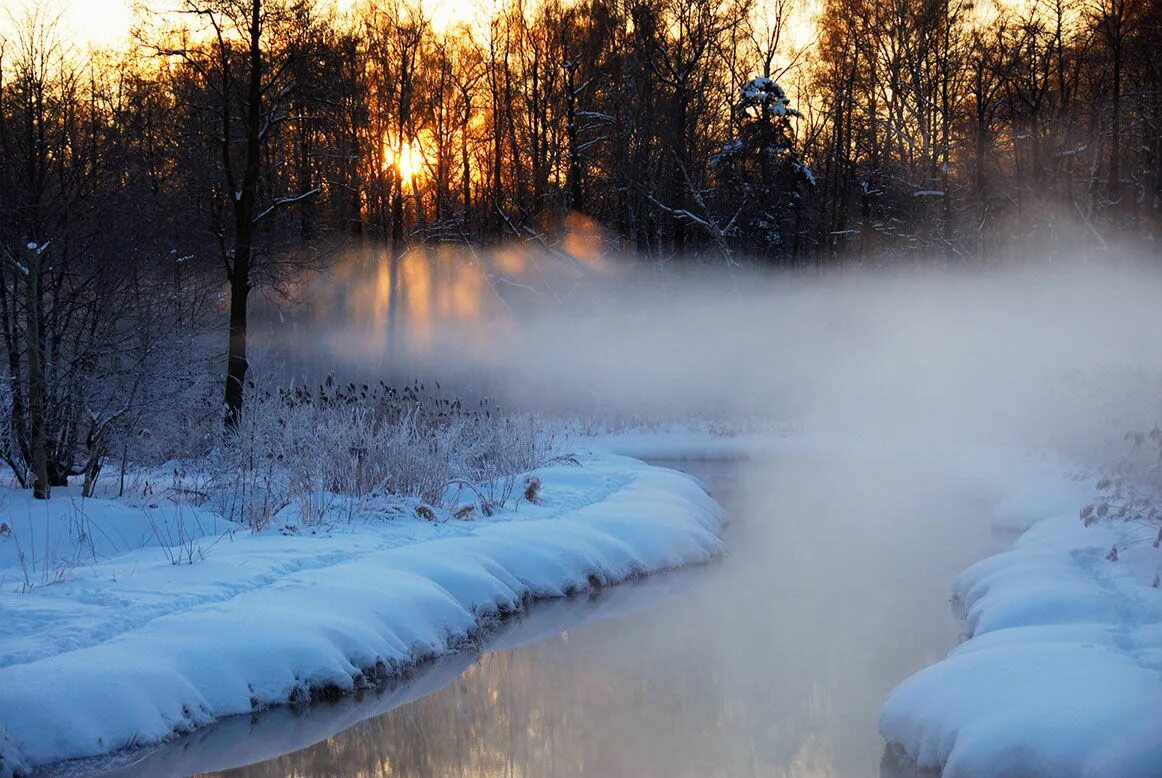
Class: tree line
0,0,1158,497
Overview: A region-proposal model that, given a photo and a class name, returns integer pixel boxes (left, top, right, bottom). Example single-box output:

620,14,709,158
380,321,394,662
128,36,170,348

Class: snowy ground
7,427,1162,778
880,466,1162,778
0,452,723,776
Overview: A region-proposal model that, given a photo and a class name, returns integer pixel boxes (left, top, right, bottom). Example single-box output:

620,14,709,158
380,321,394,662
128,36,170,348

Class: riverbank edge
878,479,1162,778
0,453,725,777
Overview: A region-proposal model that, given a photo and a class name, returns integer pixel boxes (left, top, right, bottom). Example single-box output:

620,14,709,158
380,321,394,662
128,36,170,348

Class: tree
711,76,812,260
155,0,319,427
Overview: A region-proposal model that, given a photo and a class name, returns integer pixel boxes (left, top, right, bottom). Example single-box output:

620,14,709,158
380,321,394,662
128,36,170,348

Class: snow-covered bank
54,567,704,778
0,453,723,775
880,472,1162,778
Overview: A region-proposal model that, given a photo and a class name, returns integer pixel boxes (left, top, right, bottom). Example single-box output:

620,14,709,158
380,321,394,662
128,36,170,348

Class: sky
8,0,821,55
1,0,492,48
0,0,134,49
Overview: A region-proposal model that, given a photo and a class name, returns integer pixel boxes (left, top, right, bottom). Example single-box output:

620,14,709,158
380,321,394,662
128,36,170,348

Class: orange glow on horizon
26,0,824,59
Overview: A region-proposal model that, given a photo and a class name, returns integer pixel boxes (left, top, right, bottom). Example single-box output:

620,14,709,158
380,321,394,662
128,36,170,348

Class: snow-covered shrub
1083,426,1162,576
201,378,554,530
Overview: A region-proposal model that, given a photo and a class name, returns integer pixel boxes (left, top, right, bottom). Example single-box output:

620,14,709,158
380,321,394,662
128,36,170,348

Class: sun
383,136,427,184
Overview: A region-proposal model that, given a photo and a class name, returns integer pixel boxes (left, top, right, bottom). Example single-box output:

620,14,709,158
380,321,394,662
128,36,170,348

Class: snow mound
881,489,1162,777
0,454,723,772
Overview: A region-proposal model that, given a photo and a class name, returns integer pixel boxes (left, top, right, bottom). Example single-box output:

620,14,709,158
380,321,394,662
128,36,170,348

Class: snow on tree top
736,77,801,118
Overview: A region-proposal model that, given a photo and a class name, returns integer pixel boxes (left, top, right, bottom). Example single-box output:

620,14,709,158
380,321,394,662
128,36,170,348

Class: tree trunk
564,61,583,212
1109,36,1122,215
24,244,48,499
223,0,264,428
462,91,473,236
224,247,251,428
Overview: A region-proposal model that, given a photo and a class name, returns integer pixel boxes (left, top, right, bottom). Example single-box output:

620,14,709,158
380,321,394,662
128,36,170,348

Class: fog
198,246,1162,776
261,244,1162,468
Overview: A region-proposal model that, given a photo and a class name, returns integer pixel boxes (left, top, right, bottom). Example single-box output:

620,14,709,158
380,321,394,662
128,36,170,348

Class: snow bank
0,454,723,774
62,569,702,778
880,473,1162,778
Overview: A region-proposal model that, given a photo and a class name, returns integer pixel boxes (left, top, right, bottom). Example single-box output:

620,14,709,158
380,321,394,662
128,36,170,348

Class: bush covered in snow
164,378,555,530
1083,425,1162,577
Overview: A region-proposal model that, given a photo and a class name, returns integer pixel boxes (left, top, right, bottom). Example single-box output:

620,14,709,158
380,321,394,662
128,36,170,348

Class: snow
793,161,816,186
880,467,1162,778
0,453,723,774
9,424,1162,778
711,138,744,167
59,567,701,777
735,76,800,118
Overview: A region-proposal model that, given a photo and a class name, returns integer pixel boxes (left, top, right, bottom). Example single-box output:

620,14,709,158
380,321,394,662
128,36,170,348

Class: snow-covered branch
251,188,321,225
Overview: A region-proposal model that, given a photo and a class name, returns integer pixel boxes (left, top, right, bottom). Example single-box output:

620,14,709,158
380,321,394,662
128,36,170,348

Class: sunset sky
1,0,496,47
3,0,134,48
5,0,824,56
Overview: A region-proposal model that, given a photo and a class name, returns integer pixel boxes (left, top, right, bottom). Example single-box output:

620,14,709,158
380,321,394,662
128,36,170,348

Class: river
81,448,1001,778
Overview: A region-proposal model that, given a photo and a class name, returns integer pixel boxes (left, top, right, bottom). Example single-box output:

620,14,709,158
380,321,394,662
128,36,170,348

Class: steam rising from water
261,243,1162,469
205,245,1162,776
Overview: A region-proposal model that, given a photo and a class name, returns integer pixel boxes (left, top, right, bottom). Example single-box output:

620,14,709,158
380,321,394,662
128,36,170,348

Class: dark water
75,450,995,778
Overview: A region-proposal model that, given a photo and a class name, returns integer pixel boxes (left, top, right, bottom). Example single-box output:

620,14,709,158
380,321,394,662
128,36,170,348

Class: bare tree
152,0,319,427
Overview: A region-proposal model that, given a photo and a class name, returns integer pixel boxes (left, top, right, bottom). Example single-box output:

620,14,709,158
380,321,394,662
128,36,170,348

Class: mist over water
182,245,1162,776
258,243,1162,467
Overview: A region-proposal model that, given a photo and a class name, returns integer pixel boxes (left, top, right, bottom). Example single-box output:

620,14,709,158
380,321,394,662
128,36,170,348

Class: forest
0,0,1159,498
